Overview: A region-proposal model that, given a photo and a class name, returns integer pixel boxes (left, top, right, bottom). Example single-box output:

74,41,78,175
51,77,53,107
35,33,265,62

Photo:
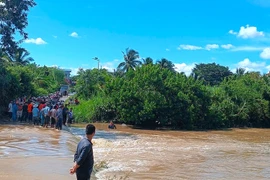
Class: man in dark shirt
22,102,28,122
70,124,96,180
62,104,68,126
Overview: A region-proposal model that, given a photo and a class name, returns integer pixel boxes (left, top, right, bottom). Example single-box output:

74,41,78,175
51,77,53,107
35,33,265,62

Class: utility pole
92,57,100,70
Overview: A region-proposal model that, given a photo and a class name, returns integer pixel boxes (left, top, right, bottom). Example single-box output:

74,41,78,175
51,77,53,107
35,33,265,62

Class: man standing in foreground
70,124,96,180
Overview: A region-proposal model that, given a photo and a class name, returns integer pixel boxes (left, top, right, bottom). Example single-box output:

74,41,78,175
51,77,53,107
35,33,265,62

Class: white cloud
221,44,234,49
102,62,117,72
24,38,47,45
229,25,264,39
174,63,195,76
69,68,80,76
205,44,219,50
0,2,5,7
166,48,170,51
236,58,265,72
229,30,237,35
177,43,267,52
266,65,270,71
53,35,57,39
60,67,80,76
260,47,270,59
70,32,79,38
177,45,203,50
51,65,59,68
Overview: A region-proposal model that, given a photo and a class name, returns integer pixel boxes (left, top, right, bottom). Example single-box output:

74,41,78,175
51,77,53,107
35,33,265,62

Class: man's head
85,124,96,137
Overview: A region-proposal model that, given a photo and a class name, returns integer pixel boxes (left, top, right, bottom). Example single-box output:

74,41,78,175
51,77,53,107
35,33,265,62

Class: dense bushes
72,64,270,130
0,63,65,116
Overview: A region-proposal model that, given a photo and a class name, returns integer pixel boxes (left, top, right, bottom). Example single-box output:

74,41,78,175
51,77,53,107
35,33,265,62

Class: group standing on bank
7,92,76,130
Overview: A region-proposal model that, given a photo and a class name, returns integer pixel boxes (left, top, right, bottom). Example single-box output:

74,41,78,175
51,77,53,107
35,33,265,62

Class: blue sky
20,0,270,75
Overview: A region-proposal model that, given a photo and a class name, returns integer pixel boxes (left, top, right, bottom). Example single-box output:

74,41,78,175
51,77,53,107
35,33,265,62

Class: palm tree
236,68,246,76
156,58,175,72
0,49,10,64
8,48,34,65
117,48,142,72
143,57,153,65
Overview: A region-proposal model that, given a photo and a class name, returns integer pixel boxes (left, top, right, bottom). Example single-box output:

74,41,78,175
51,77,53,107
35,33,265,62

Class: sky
18,0,270,75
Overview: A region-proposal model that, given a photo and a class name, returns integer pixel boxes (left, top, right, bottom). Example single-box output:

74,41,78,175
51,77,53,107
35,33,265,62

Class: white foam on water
92,133,172,179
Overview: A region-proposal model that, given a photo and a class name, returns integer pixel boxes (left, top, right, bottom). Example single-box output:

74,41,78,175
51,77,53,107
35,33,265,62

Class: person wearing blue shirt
43,104,50,128
32,104,40,125
70,124,96,180
12,102,18,122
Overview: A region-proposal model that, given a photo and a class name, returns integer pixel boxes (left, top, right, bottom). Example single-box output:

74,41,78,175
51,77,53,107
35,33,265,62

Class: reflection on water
1,124,270,180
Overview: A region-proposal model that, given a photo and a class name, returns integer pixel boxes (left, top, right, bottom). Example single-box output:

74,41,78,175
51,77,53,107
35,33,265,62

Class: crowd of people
7,92,74,130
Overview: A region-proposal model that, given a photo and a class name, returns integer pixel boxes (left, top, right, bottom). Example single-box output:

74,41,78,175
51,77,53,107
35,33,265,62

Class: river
0,123,270,180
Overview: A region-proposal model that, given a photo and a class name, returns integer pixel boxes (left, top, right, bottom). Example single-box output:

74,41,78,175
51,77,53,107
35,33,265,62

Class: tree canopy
71,48,270,130
0,0,36,55
191,63,233,86
117,48,142,72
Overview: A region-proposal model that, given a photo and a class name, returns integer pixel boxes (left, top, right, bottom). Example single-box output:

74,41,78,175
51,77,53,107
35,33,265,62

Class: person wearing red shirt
27,102,33,122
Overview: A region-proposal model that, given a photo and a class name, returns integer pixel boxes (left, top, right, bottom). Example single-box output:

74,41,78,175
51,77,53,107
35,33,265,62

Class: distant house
60,84,69,95
63,69,71,80
61,69,72,84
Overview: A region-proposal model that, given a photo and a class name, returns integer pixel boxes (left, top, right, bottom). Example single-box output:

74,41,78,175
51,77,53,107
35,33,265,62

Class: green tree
9,48,34,65
0,49,10,65
235,68,246,76
191,63,233,85
117,48,142,72
0,0,36,56
156,58,175,72
104,64,211,129
7,65,35,97
0,65,19,112
220,73,270,127
143,57,153,65
75,68,112,99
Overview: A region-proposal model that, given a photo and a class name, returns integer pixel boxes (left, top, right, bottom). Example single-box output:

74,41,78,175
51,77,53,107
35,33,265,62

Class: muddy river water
0,123,270,180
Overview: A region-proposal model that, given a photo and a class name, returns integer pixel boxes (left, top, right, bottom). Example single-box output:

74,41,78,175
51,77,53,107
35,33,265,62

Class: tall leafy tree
11,48,34,65
235,68,246,76
117,48,142,72
0,0,36,55
191,63,233,85
156,58,175,72
0,48,9,64
143,57,153,65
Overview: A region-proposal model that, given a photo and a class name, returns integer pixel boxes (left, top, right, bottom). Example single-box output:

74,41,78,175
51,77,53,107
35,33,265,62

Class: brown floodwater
91,124,270,180
1,123,270,180
0,124,78,180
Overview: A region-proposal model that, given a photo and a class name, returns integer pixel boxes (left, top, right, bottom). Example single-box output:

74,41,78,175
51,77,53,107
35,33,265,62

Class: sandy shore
0,156,75,180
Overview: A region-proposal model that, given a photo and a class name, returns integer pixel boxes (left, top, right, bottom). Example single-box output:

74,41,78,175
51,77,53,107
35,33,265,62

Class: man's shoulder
80,138,92,146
